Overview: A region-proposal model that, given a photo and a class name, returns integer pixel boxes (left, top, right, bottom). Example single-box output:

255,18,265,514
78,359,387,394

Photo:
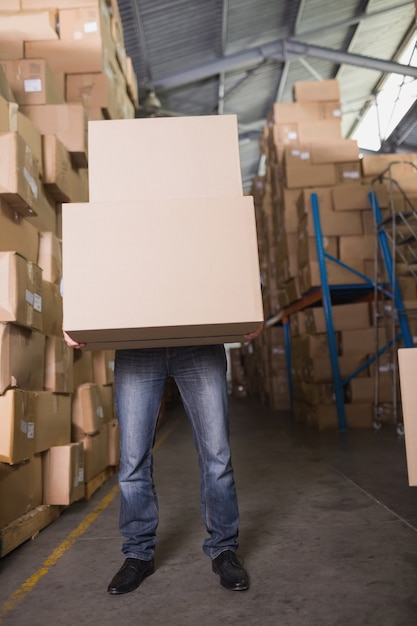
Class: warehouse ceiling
116,0,417,192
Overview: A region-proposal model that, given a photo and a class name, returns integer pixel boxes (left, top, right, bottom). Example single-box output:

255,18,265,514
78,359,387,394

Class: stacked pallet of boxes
247,78,417,429
0,0,137,547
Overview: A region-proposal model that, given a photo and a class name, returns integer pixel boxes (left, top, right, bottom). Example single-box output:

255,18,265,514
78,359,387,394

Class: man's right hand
63,331,86,349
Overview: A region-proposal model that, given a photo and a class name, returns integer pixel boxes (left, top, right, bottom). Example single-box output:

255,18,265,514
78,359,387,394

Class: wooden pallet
0,504,63,558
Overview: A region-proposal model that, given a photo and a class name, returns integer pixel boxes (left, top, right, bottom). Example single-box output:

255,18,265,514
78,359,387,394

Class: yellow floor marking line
0,416,182,624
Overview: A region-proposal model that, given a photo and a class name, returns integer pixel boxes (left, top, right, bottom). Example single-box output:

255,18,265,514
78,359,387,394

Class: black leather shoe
107,557,155,594
212,550,249,591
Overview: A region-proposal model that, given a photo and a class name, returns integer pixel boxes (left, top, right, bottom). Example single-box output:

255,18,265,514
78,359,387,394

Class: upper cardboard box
87,115,243,201
62,196,263,349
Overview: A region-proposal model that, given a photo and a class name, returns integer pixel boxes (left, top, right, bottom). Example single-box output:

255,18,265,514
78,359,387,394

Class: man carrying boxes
63,115,264,593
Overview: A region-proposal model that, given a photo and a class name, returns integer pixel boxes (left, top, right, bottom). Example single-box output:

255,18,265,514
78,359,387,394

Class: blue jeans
114,345,240,561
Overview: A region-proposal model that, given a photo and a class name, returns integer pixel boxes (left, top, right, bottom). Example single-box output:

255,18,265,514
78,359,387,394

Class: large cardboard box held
62,196,264,349
398,348,417,485
87,116,244,201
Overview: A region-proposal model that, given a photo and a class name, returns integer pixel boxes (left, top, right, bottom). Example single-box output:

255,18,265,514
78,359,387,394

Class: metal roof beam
154,38,417,91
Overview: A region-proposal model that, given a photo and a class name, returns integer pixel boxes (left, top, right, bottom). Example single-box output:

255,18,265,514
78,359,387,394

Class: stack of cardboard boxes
0,0,137,534
245,78,417,429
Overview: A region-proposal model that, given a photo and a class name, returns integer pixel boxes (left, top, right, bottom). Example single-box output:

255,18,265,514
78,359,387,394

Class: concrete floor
1,396,417,626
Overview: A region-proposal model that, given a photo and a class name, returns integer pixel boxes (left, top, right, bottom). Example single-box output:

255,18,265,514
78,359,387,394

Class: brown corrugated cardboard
42,442,84,505
96,384,114,423
0,323,45,394
107,418,120,466
0,389,35,464
272,101,341,123
0,454,42,529
398,348,417,485
0,131,41,217
331,183,388,211
66,71,120,120
32,391,71,453
73,350,93,387
71,382,101,438
0,93,18,132
22,0,96,7
62,196,264,349
0,9,58,41
339,235,376,263
42,134,72,202
305,302,371,333
44,335,73,392
37,231,62,285
92,350,115,385
0,59,64,105
0,252,43,331
87,116,244,201
20,103,88,168
17,111,43,176
300,208,363,237
76,427,108,482
0,199,39,264
42,281,63,337
361,153,417,177
293,79,340,102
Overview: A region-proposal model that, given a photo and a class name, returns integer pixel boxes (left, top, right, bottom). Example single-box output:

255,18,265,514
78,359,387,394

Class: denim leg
114,348,167,560
169,345,240,559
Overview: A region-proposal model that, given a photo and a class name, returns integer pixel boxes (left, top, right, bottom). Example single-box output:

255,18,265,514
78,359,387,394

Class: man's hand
244,322,264,341
63,331,86,349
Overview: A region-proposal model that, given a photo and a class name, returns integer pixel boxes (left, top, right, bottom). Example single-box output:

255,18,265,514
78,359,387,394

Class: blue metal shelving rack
271,191,412,431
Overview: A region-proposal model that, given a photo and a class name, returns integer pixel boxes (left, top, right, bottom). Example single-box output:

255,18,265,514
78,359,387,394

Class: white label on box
78,467,84,483
288,131,298,140
20,419,27,435
343,171,360,179
34,294,42,313
300,151,310,160
27,422,35,439
84,20,98,33
97,405,104,419
24,78,43,93
26,289,34,306
23,167,38,198
332,108,342,117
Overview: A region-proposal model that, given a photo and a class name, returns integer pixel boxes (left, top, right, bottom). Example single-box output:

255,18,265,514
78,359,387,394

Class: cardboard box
76,427,108,482
38,231,62,285
300,208,363,237
71,382,102,438
0,93,18,132
361,153,417,177
87,116,244,202
65,71,121,120
0,9,58,41
20,103,88,168
92,350,115,385
63,196,263,349
0,323,45,394
32,391,71,453
0,131,42,217
312,403,373,430
304,302,371,333
44,335,73,392
398,348,417,485
0,199,39,264
0,252,43,331
0,389,35,464
339,235,376,262
73,349,93,387
22,0,96,7
42,134,72,202
331,183,388,211
96,383,114,423
293,79,341,103
42,281,63,337
0,59,64,106
0,455,42,529
42,442,85,505
272,101,341,124
107,418,120,466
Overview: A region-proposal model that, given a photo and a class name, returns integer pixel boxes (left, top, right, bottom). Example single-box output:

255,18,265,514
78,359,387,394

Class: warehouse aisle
1,396,417,626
